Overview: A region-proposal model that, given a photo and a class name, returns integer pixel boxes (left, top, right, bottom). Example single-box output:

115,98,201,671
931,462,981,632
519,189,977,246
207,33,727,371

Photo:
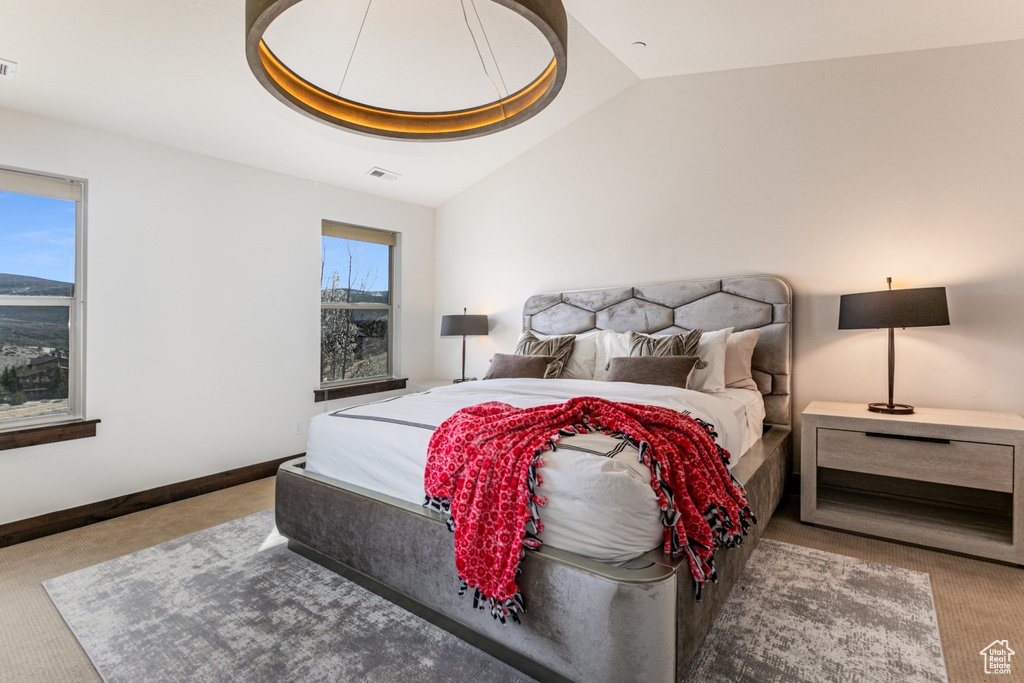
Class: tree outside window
320,222,395,385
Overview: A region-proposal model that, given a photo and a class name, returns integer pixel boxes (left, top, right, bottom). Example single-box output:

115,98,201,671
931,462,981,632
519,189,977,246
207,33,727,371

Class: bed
275,275,793,683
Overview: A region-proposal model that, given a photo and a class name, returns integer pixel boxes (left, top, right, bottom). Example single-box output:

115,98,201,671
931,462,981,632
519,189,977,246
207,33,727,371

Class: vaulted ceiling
2,0,1024,207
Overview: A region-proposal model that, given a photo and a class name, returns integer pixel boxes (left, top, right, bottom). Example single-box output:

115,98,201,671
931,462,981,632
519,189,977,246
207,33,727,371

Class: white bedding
305,378,765,563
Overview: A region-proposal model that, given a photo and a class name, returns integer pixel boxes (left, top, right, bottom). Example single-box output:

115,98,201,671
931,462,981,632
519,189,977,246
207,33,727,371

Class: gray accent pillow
628,329,707,369
605,355,701,390
514,331,575,379
483,353,557,380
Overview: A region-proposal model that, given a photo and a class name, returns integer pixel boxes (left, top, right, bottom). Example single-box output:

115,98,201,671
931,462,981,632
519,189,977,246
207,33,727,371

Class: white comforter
305,378,764,563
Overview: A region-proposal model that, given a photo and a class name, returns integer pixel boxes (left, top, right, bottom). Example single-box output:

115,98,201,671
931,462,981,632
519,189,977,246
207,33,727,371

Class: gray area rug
45,511,947,683
683,539,947,683
44,510,532,683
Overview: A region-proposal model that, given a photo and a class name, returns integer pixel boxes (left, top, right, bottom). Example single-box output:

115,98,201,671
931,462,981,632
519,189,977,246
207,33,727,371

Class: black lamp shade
839,287,949,330
440,314,489,337
839,283,949,415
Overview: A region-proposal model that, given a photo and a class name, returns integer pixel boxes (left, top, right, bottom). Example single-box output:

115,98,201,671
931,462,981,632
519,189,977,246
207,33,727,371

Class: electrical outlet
293,420,303,436
0,59,16,81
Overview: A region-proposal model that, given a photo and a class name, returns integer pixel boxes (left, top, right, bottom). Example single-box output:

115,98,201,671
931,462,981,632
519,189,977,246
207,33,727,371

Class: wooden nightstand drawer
817,428,1013,493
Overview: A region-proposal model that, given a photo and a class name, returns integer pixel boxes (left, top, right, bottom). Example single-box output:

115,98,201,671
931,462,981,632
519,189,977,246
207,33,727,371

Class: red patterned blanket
424,396,754,623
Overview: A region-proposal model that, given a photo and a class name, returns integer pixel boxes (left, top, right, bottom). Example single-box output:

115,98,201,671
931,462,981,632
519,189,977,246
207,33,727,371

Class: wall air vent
365,167,400,181
0,59,17,80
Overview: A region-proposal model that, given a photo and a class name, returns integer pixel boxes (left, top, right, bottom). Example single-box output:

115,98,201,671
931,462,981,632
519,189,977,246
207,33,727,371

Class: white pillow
593,330,632,381
561,330,599,380
724,328,761,391
688,328,733,393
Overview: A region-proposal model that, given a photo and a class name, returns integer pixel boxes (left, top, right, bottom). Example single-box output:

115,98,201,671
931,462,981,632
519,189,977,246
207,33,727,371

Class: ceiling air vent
0,59,17,80
365,167,400,181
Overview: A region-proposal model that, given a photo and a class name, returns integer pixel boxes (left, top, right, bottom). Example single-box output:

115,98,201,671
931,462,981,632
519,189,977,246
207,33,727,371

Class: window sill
0,419,100,451
314,378,407,403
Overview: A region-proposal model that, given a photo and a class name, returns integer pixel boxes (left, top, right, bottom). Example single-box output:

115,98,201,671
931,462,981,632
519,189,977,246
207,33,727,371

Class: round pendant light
245,0,568,141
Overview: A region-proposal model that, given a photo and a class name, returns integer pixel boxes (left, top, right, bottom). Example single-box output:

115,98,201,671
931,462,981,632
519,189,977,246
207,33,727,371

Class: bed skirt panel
276,466,679,683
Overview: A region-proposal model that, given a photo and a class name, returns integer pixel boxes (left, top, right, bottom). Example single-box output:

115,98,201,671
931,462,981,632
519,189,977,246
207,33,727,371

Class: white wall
436,40,1024,464
0,107,435,524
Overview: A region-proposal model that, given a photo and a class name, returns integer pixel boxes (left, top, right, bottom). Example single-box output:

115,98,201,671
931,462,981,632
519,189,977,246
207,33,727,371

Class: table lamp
440,308,489,383
839,277,949,414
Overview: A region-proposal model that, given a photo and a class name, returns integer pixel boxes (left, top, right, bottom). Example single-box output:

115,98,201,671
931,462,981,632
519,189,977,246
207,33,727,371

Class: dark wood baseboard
0,453,301,549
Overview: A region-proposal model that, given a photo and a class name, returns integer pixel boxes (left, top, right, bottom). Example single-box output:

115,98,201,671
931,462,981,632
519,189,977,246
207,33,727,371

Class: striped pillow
514,331,575,379
628,329,706,368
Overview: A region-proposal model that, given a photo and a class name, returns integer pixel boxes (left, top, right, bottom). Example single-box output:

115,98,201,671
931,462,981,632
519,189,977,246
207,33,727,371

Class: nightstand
801,401,1024,564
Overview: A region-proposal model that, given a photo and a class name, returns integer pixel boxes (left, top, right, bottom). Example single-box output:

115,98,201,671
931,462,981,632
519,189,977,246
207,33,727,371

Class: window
0,167,86,430
320,221,398,393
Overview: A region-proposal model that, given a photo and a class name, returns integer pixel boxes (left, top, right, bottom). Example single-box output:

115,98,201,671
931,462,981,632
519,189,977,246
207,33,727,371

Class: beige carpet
1,483,1020,683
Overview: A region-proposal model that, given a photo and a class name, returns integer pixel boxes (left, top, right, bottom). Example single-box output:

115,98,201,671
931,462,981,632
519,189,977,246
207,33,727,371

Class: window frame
0,166,87,433
319,220,399,392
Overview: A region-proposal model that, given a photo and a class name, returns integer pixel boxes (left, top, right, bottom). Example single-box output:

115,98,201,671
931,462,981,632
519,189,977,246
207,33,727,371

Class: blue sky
0,190,76,284
321,236,389,294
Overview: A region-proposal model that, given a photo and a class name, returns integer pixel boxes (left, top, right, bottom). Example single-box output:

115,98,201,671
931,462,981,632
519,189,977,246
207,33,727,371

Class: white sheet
305,378,765,563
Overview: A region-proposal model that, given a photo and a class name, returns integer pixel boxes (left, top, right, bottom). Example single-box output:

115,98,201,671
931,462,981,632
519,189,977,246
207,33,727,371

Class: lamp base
868,402,914,415
452,377,477,384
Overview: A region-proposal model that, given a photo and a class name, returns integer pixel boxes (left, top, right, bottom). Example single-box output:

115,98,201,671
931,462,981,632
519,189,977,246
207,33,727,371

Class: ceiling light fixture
245,0,568,141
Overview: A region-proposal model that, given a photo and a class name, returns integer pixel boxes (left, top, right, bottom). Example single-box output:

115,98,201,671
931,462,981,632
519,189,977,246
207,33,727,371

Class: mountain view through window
0,188,76,424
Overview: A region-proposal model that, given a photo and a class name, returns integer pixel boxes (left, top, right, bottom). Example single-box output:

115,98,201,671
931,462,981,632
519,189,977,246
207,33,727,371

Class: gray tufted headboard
522,275,792,427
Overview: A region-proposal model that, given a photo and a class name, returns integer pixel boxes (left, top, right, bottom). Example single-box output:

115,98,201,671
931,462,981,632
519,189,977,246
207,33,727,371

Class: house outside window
0,166,86,429
320,221,396,387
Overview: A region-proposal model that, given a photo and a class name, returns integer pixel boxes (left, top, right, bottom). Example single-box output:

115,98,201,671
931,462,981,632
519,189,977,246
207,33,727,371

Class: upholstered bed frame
275,275,793,683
